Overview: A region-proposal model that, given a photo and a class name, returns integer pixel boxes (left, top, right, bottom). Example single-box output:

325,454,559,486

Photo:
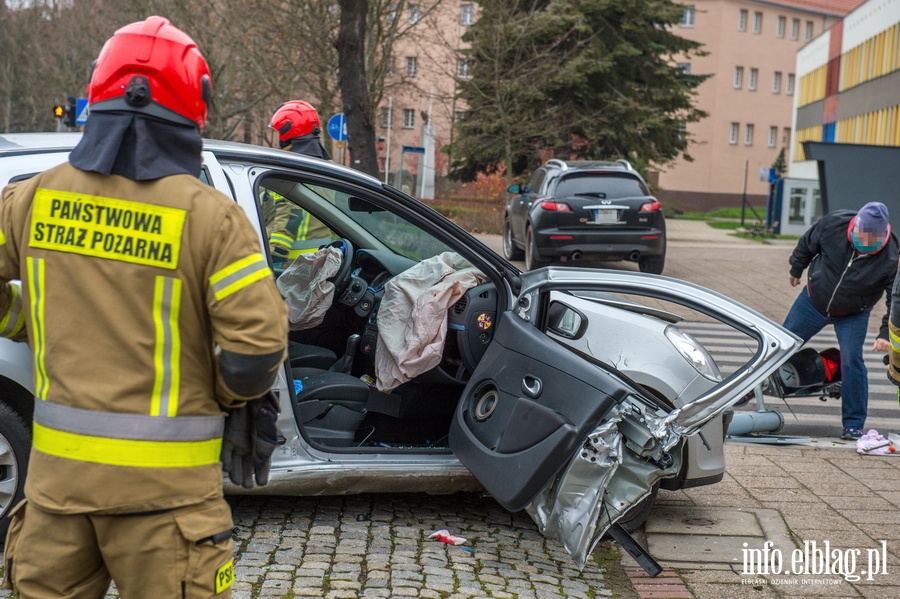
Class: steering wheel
323,238,355,295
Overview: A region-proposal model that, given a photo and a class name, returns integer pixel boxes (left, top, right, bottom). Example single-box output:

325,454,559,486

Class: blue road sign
75,97,89,126
326,113,347,142
402,145,425,154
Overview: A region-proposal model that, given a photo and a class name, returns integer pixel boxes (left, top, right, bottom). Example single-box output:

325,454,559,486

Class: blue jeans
783,290,870,430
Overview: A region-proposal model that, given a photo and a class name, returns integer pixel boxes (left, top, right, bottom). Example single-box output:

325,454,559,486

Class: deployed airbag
375,252,485,391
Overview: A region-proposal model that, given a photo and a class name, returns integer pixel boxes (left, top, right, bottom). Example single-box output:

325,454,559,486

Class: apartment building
378,1,857,207
656,0,855,211
374,1,475,194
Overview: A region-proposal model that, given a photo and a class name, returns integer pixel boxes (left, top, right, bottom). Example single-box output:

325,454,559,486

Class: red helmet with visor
87,16,211,130
269,101,322,142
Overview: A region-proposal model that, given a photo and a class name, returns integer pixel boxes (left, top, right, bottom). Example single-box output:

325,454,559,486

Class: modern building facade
791,0,900,176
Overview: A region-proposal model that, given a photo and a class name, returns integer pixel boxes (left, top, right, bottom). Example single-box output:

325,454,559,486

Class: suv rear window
554,173,649,199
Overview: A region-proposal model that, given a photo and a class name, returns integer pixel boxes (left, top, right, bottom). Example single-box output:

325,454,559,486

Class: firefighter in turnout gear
0,16,287,598
263,101,334,266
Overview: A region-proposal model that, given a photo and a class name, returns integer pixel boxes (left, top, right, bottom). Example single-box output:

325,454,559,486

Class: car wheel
502,218,524,261
638,252,666,275
614,482,659,534
0,402,30,541
524,227,547,271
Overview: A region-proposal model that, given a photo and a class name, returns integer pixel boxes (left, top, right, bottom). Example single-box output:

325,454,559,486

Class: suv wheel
0,402,30,541
639,251,665,275
502,218,524,261
524,227,547,271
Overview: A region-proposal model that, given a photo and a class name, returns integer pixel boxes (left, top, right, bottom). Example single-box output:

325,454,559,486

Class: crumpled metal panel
524,405,626,570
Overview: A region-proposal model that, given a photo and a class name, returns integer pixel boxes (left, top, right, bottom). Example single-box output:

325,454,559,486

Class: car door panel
450,314,635,512
451,266,800,570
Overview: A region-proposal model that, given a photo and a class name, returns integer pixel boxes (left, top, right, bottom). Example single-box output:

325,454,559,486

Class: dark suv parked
503,159,666,273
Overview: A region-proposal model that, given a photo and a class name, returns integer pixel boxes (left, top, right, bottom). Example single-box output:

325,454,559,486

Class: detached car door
450,267,799,569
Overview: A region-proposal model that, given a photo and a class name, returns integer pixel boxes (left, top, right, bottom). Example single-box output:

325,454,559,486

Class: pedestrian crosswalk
680,321,898,441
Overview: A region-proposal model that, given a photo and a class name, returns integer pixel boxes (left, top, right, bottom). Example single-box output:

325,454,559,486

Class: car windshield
259,175,453,262
555,173,648,199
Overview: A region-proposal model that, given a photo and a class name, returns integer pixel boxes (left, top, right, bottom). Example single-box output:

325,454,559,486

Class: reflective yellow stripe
27,257,49,400
33,422,222,468
0,227,6,246
151,277,182,417
269,233,293,249
890,328,900,352
0,281,26,338
209,254,270,301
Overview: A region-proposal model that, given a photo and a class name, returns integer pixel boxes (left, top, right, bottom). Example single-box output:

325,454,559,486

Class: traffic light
64,96,77,128
53,105,64,119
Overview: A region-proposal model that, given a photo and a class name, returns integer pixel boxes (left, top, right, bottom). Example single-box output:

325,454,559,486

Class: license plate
592,209,619,224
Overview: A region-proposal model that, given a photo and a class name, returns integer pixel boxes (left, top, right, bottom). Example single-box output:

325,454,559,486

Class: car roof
544,158,636,173
0,132,382,188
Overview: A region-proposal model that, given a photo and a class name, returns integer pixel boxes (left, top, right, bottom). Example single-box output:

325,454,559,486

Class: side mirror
507,184,521,194
546,302,586,340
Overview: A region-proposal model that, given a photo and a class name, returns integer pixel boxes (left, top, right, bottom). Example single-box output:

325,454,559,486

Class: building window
406,56,417,77
804,21,813,41
768,126,777,148
402,109,415,129
748,68,758,90
752,12,762,34
460,3,474,25
777,16,785,38
738,9,747,31
680,5,695,27
386,3,398,24
733,66,744,88
379,107,391,128
677,62,691,74
786,73,795,95
772,71,782,93
729,123,739,144
790,18,799,40
457,58,471,79
678,120,687,141
744,124,754,146
408,3,420,24
454,111,467,122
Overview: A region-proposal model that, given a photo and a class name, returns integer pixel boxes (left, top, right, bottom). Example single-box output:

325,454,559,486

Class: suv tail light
540,201,572,212
640,201,662,212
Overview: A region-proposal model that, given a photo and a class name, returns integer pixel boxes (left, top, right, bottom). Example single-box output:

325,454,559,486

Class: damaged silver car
0,133,799,571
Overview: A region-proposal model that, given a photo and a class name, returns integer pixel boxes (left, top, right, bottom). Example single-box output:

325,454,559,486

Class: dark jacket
788,209,898,339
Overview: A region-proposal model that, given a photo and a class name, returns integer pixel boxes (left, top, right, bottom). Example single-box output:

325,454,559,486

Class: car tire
524,227,547,271
638,251,666,275
502,218,524,261
614,482,660,534
0,401,30,542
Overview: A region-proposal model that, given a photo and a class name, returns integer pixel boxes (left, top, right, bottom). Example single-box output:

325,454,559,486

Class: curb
624,567,693,599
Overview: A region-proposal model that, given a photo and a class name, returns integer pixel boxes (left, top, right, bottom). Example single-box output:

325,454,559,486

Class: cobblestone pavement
0,493,622,598
225,494,615,599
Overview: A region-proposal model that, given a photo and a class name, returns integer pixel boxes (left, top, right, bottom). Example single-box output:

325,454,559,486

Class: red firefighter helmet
87,16,211,130
270,101,322,142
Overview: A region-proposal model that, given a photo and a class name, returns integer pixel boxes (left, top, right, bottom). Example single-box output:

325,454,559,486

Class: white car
0,133,799,569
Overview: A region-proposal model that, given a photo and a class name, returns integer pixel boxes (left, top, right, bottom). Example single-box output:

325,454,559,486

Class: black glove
252,391,280,486
221,391,280,489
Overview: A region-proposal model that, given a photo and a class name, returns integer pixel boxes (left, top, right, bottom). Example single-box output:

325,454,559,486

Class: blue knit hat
855,202,890,237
